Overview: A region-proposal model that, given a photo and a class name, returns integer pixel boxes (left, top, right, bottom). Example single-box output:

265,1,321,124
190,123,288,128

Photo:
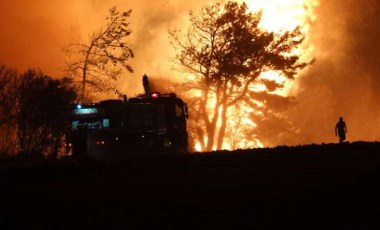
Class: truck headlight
163,138,172,149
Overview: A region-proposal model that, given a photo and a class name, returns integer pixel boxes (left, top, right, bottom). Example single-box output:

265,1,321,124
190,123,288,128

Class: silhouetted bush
15,70,77,157
0,64,18,156
0,66,77,158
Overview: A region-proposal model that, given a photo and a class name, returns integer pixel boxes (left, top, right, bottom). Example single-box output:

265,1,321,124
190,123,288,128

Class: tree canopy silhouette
1,67,78,157
0,64,17,127
0,64,18,155
64,6,134,101
15,70,78,157
170,2,308,151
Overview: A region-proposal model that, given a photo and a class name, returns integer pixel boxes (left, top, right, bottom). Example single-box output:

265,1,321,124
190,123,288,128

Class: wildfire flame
193,0,319,152
243,0,318,93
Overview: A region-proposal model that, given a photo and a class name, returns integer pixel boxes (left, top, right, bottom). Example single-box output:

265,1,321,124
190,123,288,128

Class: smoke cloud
1,0,379,145
287,0,380,144
0,0,205,95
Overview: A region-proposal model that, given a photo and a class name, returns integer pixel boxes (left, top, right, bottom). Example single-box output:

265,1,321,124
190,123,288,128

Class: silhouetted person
335,117,347,143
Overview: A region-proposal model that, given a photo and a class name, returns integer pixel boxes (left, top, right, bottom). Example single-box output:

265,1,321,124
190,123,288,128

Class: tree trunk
81,57,88,100
204,85,223,152
204,102,218,151
216,101,228,150
81,43,94,100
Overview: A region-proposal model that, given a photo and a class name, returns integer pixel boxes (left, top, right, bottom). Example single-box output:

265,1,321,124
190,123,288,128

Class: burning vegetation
169,1,314,151
1,0,380,155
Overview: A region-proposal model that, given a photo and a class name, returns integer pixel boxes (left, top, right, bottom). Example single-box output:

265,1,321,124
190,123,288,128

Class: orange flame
193,0,319,151
243,0,319,93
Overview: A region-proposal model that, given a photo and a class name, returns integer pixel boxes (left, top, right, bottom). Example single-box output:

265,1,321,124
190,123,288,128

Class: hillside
1,141,380,229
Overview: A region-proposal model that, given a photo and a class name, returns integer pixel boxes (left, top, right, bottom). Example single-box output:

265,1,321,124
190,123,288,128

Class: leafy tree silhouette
64,6,134,101
15,70,77,157
170,2,309,151
0,64,18,155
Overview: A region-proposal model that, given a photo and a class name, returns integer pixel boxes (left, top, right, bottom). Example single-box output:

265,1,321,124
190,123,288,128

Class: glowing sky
1,0,380,146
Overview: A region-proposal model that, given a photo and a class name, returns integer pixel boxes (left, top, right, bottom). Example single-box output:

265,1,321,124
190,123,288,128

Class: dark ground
1,141,380,229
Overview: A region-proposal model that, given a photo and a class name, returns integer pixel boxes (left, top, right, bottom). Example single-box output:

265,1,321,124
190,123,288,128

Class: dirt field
1,142,380,229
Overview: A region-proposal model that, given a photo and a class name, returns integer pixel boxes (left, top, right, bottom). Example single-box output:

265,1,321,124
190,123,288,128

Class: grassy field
1,141,380,229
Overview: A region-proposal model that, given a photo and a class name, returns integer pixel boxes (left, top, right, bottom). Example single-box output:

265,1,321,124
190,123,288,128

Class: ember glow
2,0,380,150
192,0,319,151
244,0,318,33
244,0,318,92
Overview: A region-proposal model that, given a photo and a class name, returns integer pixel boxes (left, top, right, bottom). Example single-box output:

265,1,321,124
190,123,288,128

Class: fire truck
66,75,189,161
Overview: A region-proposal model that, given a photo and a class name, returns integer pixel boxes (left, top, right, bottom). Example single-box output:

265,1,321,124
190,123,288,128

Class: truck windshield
71,117,109,130
114,104,166,133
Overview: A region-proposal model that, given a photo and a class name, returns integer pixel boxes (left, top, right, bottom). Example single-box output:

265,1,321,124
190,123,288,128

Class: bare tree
64,6,134,100
170,2,308,151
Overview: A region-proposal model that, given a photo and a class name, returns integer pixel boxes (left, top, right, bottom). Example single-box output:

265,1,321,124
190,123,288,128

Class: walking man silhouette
335,117,347,143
